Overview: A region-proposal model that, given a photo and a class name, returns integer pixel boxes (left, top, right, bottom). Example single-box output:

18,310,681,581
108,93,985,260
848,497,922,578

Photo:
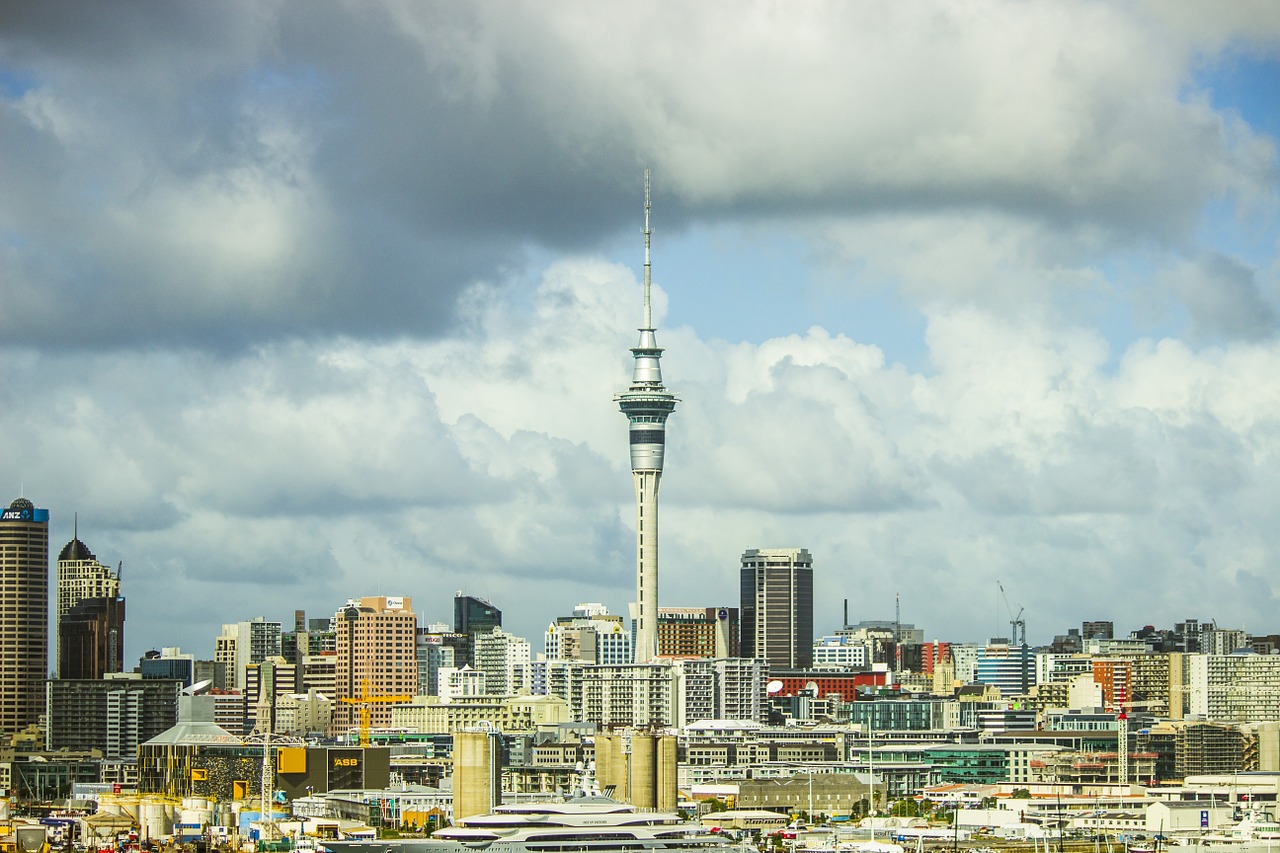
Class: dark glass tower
740,548,814,669
454,593,502,667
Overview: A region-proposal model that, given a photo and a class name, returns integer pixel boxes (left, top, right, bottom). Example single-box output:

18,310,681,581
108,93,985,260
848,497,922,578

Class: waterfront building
740,548,813,669
0,497,49,737
657,606,737,659
56,532,124,679
615,173,679,663
333,596,417,736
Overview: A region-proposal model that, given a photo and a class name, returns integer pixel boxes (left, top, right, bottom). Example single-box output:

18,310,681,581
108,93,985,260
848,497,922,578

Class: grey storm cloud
3,1,1275,350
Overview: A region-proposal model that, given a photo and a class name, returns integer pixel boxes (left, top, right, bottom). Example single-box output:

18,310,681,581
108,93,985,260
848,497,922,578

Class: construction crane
339,679,412,747
1112,697,1159,787
997,581,1030,694
997,580,1026,647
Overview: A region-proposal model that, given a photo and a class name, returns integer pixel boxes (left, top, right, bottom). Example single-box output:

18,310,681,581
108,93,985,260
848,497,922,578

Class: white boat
1167,816,1280,853
318,795,742,853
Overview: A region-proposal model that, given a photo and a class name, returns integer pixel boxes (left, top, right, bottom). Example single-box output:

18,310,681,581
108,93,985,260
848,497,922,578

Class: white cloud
7,257,1280,657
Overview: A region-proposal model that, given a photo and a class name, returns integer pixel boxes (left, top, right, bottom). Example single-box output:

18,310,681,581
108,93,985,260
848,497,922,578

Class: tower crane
340,679,412,747
997,581,1030,694
997,581,1026,647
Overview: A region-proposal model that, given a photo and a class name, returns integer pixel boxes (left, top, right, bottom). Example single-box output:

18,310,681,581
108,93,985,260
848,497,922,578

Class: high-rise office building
473,628,531,696
56,533,125,679
0,497,50,736
544,604,631,665
656,607,738,659
214,617,283,691
615,172,678,664
333,596,417,736
739,548,814,669
46,677,180,758
139,647,195,687
454,593,501,667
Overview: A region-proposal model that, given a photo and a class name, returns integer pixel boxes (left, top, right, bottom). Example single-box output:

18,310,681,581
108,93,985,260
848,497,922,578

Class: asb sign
328,748,364,790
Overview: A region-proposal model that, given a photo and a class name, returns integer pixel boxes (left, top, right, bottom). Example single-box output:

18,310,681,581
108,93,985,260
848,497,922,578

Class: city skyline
2,4,1280,664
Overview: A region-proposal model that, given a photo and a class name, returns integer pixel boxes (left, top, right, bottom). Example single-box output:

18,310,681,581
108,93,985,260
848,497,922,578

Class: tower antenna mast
643,169,653,330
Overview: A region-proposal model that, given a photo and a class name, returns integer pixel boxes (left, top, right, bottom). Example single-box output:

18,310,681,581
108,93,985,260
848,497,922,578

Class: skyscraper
739,548,814,669
454,592,501,668
0,497,50,736
56,532,125,679
615,172,678,664
332,596,417,737
214,617,283,691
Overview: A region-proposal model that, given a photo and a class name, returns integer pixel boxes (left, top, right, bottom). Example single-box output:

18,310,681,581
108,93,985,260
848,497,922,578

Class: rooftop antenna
642,169,653,330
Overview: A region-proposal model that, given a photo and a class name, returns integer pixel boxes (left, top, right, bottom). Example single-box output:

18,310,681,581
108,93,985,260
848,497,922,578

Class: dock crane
997,581,1030,694
340,679,412,747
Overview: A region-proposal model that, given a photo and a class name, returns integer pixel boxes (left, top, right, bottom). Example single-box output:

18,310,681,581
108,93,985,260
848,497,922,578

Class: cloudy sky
3,1,1280,666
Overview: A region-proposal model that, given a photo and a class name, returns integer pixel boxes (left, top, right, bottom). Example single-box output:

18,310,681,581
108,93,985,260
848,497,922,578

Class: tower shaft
632,470,662,663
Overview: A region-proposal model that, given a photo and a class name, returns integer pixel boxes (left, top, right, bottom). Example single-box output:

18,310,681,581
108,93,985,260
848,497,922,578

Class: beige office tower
332,596,417,736
0,498,50,737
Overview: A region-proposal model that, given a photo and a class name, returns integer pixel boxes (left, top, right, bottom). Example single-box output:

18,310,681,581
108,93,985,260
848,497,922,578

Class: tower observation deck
616,171,679,664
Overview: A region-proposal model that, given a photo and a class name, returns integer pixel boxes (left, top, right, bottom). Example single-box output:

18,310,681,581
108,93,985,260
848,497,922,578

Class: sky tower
616,171,679,664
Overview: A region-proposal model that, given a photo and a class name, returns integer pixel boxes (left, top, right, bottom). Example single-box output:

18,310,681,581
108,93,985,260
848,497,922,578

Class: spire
643,168,653,331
